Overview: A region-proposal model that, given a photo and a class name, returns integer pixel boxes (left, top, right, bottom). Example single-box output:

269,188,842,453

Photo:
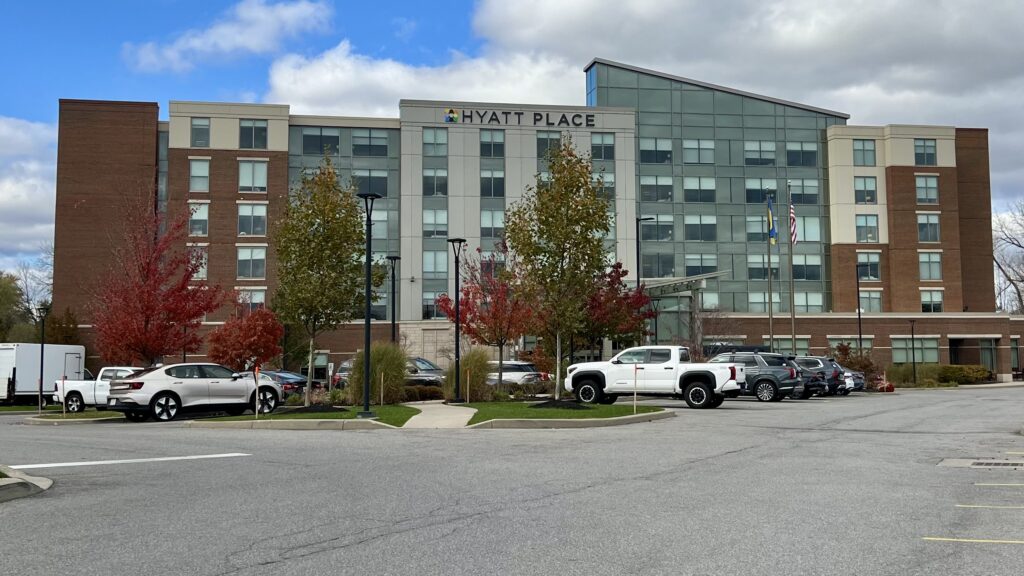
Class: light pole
448,238,467,403
909,319,918,386
36,303,50,413
386,255,401,343
855,262,865,353
356,191,381,419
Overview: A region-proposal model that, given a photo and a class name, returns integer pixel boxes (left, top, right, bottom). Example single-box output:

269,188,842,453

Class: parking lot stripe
955,504,1024,509
974,483,1024,487
9,453,251,470
923,537,1024,545
1006,451,1024,455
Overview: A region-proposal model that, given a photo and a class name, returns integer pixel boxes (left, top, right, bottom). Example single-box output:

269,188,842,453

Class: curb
23,416,125,426
466,408,675,429
184,418,396,430
0,466,53,504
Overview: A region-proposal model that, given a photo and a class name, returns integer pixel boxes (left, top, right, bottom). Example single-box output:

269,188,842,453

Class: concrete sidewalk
402,401,476,429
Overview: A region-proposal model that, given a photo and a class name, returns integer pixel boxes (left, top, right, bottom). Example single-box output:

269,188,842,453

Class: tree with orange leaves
207,307,284,372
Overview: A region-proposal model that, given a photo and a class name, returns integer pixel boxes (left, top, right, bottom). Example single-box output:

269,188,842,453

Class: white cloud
123,0,331,73
0,117,57,273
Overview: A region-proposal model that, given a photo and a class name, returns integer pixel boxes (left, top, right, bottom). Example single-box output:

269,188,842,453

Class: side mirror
610,359,622,365
408,367,419,374
231,373,241,380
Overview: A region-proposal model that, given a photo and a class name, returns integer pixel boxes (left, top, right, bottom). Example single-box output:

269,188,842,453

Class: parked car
708,352,800,402
52,366,144,412
837,365,865,394
106,363,282,422
486,361,548,384
261,370,308,397
793,356,845,396
406,357,444,386
239,371,293,399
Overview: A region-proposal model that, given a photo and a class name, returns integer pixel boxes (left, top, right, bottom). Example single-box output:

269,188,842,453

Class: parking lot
2,388,1024,575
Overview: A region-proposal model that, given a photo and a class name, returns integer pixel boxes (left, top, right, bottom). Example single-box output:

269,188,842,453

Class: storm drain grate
937,458,1024,470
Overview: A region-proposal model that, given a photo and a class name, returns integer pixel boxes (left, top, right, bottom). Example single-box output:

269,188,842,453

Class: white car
486,361,548,384
106,363,282,422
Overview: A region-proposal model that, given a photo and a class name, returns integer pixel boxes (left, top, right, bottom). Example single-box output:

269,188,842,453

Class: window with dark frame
683,177,715,203
191,118,210,148
239,119,268,150
914,139,937,166
591,133,615,160
480,129,505,158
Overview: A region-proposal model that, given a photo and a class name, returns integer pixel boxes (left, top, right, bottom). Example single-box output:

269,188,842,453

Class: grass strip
465,402,661,425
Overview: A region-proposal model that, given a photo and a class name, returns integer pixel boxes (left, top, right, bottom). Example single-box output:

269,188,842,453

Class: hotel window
792,254,822,281
700,292,719,310
640,138,673,163
191,247,208,280
237,204,267,236
423,128,448,156
747,254,780,280
745,178,776,204
893,337,939,363
857,253,880,280
370,292,386,321
354,169,388,197
481,170,505,198
353,129,388,156
790,179,819,204
537,131,561,158
682,139,713,164
795,292,824,313
746,216,768,242
853,139,876,166
921,290,944,313
796,216,821,242
237,289,266,314
188,203,208,237
914,139,937,166
423,168,448,196
190,160,209,192
856,215,879,243
744,141,775,165
916,175,938,204
683,177,715,203
236,247,266,280
685,254,717,276
786,142,817,167
422,209,447,238
591,133,615,160
422,291,444,320
748,292,781,313
642,253,675,278
604,212,616,241
592,172,615,199
829,337,874,352
239,161,268,193
480,129,505,158
239,119,268,150
423,250,448,279
640,214,673,241
919,252,942,281
640,176,672,202
854,177,877,204
481,210,505,238
301,127,340,155
859,291,882,312
190,118,210,148
371,210,388,240
684,215,717,241
918,214,940,243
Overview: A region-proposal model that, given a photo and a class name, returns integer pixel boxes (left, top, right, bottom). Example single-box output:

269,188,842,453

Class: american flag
789,203,798,246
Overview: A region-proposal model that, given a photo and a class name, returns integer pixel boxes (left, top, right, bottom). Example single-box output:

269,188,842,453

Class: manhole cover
938,458,1024,470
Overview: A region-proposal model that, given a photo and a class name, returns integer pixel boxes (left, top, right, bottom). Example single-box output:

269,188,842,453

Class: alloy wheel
258,389,277,414
154,395,178,421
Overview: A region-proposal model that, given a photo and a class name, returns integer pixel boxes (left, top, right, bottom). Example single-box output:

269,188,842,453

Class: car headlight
567,366,577,374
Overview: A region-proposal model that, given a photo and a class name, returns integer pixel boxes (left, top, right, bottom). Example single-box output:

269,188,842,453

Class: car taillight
789,367,797,379
127,382,145,390
729,366,736,381
832,369,840,379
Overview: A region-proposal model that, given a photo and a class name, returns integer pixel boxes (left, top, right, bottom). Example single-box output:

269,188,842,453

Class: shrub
328,387,346,406
443,347,495,402
285,393,304,406
885,363,941,385
347,342,408,405
402,386,420,402
937,364,992,384
402,385,444,402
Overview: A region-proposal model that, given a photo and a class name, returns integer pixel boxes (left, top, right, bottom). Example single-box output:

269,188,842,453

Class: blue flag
767,197,778,245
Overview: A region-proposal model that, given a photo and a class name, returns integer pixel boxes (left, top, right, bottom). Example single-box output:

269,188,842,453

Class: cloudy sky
2,0,1022,272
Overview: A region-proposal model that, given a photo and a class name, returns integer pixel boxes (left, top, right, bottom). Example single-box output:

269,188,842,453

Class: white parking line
9,453,251,470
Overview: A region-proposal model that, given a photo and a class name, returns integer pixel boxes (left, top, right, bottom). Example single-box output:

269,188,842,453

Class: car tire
254,387,278,414
65,392,85,413
598,395,617,405
125,411,149,422
574,381,603,404
150,393,180,421
754,381,778,402
683,381,714,409
708,395,725,408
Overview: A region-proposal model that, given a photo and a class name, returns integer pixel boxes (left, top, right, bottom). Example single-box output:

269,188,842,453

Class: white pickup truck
53,366,144,412
565,346,743,409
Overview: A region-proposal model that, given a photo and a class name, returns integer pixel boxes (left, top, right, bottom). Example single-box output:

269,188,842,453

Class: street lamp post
386,255,401,343
36,303,50,413
356,192,381,419
448,238,467,403
909,319,918,386
855,263,865,353
636,216,654,344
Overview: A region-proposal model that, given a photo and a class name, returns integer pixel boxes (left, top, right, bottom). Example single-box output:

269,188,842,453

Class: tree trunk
305,335,314,407
555,331,562,401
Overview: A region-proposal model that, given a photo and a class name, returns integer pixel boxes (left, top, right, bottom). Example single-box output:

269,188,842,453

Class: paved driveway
2,388,1023,575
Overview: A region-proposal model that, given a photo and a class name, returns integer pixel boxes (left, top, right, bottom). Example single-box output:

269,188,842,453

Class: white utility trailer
0,343,87,405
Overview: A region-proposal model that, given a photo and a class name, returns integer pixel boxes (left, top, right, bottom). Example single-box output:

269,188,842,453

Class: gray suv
709,352,800,402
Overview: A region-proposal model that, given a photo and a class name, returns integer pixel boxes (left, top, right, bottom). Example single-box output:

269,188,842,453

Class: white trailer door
0,347,15,401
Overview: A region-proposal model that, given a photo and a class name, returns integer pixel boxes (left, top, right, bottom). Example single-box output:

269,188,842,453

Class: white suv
106,363,281,422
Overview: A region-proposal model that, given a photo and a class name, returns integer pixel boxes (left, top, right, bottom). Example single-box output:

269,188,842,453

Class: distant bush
347,343,407,405
886,363,993,386
285,393,304,406
443,348,495,402
937,365,993,384
492,380,555,400
885,363,940,385
402,385,444,402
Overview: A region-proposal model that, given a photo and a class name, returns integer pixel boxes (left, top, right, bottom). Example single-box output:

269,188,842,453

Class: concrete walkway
402,400,476,429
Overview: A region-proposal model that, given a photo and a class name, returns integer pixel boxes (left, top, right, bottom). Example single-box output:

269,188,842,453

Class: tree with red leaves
207,307,284,372
91,194,226,365
436,244,533,386
579,262,655,355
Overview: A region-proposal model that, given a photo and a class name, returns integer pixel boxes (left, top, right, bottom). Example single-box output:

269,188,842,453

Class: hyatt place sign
444,108,596,127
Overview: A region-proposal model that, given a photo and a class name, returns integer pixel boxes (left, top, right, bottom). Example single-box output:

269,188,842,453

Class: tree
994,201,1024,313
91,193,226,365
436,244,534,386
579,262,654,356
505,136,610,400
45,307,81,345
0,273,31,341
273,158,383,406
207,308,284,372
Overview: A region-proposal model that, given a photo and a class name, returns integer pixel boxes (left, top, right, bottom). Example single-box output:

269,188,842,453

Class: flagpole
766,190,774,353
787,180,796,356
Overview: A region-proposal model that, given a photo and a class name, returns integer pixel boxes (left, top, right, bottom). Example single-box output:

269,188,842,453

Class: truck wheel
150,393,180,421
707,395,725,408
574,381,603,404
683,382,713,409
125,411,149,422
65,392,85,413
598,395,617,405
754,381,778,402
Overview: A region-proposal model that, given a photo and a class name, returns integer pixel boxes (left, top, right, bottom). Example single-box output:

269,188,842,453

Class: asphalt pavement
2,388,1024,575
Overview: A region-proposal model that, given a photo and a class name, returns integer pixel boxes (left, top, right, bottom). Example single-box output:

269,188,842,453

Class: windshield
414,358,440,370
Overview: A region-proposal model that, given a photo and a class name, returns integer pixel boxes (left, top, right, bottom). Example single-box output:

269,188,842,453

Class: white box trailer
0,343,87,404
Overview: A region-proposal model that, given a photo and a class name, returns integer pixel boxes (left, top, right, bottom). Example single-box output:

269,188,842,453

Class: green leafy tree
0,273,31,341
505,135,610,400
273,158,384,406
